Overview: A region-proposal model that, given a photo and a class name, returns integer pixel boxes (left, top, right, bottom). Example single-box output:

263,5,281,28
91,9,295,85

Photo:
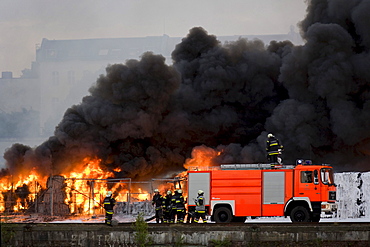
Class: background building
0,31,302,167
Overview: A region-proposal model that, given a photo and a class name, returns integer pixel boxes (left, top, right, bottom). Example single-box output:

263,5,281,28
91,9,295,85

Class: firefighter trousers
176,208,185,223
194,211,207,223
155,207,163,223
105,210,114,226
163,208,171,223
170,207,176,223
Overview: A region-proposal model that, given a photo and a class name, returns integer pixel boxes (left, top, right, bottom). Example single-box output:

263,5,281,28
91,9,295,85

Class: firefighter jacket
162,194,172,210
173,193,185,210
195,195,205,213
103,196,116,211
171,191,178,209
266,136,282,156
152,194,163,210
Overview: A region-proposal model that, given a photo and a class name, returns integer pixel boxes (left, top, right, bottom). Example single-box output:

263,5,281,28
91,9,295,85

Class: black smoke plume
4,0,370,179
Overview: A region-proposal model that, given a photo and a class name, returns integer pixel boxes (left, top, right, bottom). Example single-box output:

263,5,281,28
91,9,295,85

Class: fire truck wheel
214,207,232,223
290,206,310,222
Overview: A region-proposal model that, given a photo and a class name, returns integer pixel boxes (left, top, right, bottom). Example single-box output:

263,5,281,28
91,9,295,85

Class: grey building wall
1,31,303,137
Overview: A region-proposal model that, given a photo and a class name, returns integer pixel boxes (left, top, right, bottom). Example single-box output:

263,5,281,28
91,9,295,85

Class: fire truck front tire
213,207,232,223
290,206,310,222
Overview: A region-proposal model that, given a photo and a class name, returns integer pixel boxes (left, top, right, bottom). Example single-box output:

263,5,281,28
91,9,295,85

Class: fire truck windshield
320,168,334,185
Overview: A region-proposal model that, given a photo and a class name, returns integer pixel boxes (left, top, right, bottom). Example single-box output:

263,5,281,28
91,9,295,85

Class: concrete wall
1,223,370,246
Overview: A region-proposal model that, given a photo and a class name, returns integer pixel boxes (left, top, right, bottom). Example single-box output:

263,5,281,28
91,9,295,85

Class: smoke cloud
3,0,370,179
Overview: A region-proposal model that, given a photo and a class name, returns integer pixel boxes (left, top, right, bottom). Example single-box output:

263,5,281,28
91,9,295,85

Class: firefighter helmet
177,189,183,194
106,191,112,197
167,190,172,195
154,189,159,193
198,190,204,195
267,133,274,138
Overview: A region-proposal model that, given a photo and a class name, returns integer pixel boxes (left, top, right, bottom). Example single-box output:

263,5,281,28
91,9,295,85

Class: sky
0,0,307,77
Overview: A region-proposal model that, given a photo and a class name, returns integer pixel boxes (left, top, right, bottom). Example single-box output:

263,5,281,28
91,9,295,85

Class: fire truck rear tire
213,207,232,223
290,206,310,222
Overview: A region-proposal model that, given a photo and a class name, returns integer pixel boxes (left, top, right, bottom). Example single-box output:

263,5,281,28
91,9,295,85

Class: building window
52,71,59,85
68,71,75,84
68,50,80,57
47,49,56,57
98,49,109,56
111,49,122,58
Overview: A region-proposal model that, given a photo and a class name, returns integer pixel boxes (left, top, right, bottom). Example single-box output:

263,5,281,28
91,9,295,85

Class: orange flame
183,145,222,170
61,158,112,214
0,168,46,212
0,157,152,215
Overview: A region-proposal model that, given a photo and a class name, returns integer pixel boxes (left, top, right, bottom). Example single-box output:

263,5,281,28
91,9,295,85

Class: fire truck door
296,170,321,201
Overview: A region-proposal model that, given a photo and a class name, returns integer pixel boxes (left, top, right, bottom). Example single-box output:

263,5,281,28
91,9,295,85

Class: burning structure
1,0,370,217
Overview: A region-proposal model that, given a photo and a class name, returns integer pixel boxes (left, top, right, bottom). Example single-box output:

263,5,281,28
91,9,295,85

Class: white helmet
177,189,183,194
167,190,172,195
267,133,274,138
154,189,159,193
106,191,112,197
198,190,204,195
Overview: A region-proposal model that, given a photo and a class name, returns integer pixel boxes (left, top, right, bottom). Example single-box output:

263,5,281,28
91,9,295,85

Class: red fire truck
186,160,337,223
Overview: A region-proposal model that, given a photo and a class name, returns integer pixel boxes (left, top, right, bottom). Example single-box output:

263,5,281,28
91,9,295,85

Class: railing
187,166,220,171
187,164,296,171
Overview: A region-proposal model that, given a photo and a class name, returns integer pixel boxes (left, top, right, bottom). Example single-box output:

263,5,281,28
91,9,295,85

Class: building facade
1,31,303,137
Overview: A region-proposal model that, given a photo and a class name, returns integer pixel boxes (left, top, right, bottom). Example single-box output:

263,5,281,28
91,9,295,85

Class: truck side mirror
314,170,319,185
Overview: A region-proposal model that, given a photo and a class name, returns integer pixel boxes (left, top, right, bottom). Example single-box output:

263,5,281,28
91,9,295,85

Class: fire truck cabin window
320,168,334,185
301,171,313,183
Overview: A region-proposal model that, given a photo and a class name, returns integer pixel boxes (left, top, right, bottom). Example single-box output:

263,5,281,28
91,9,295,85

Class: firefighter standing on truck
103,191,116,226
152,189,164,223
162,190,172,223
266,133,283,167
194,190,207,223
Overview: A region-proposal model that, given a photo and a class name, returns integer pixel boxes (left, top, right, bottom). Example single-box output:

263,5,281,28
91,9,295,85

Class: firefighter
170,190,178,223
151,189,164,223
103,191,116,226
162,190,172,223
194,190,207,223
174,189,185,223
266,133,283,167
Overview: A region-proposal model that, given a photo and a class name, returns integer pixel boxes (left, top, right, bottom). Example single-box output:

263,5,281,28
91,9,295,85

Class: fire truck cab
186,160,337,223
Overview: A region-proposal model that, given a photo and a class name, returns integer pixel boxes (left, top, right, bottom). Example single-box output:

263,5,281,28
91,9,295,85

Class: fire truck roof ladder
220,164,295,170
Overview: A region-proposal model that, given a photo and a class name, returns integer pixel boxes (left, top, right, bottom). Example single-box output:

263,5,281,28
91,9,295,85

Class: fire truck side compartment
262,170,294,216
211,170,262,216
263,172,285,204
187,172,210,206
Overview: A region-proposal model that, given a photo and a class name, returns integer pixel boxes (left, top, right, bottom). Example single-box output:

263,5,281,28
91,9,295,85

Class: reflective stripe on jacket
103,196,116,211
266,137,281,155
